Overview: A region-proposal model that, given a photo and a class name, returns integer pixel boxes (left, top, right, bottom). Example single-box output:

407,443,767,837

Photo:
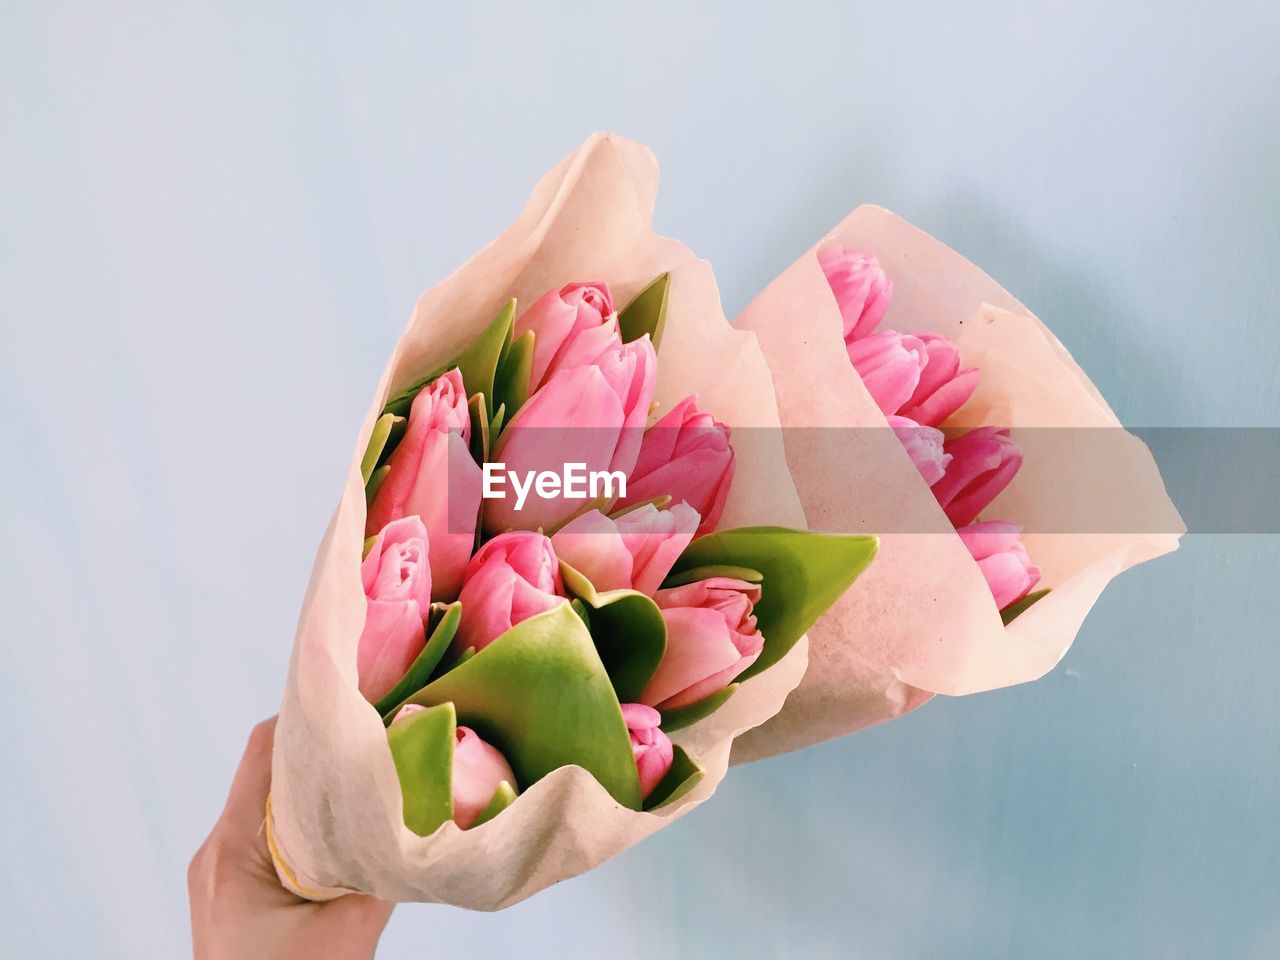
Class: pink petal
455,566,518,652
943,447,1022,527
905,334,960,407
621,702,662,730
357,598,426,702
550,510,634,592
631,395,698,475
486,366,625,533
451,727,516,829
617,502,699,595
658,647,759,711
620,447,734,535
977,552,1042,610
847,331,927,416
956,520,1024,561
640,607,743,708
899,367,979,427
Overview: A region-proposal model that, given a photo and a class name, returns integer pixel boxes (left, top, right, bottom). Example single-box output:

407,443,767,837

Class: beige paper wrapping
265,134,812,907
731,205,1184,763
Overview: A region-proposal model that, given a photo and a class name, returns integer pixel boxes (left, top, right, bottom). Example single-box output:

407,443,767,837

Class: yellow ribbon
263,794,346,902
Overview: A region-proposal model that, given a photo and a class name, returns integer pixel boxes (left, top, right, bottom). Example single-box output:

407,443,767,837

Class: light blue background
3,3,1276,957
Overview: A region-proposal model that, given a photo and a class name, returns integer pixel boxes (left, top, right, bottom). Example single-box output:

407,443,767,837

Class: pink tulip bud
817,243,893,344
846,330,929,416
514,282,617,390
455,531,565,652
621,703,674,800
896,334,979,427
551,502,700,596
931,427,1023,527
357,517,432,703
641,577,765,710
887,415,951,486
485,334,657,533
450,726,518,829
956,520,1043,611
615,395,734,535
367,368,483,601
392,706,518,830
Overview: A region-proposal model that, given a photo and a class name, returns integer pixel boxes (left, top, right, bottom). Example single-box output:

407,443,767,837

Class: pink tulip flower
896,334,979,427
392,705,517,829
641,577,765,710
817,243,893,344
932,426,1023,527
888,415,951,486
366,368,483,601
450,726,518,829
357,516,432,703
621,703,674,800
514,282,618,390
615,395,734,535
485,335,657,533
846,330,929,416
551,502,699,596
956,520,1043,611
455,531,565,652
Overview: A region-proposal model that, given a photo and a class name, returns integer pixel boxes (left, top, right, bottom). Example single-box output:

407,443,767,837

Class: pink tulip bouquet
730,206,1182,762
264,136,876,907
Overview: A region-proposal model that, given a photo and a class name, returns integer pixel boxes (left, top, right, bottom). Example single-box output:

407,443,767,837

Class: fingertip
245,716,279,760
219,716,279,834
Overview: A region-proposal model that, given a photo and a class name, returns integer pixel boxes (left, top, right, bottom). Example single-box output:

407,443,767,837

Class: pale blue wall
2,2,1276,957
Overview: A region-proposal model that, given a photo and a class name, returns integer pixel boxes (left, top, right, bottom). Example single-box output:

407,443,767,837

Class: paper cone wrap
267,134,813,907
731,205,1183,762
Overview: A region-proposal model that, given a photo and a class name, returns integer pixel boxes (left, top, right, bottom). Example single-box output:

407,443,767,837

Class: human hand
189,718,395,959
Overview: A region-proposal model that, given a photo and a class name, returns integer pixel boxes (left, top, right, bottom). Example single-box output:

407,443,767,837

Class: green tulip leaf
644,744,703,811
661,564,764,588
403,602,643,809
382,300,516,418
1001,588,1051,625
362,534,378,559
560,562,667,703
659,684,738,732
384,375,433,419
360,413,407,484
386,701,456,837
494,329,535,420
456,299,516,405
469,392,491,463
365,465,391,506
618,272,670,351
438,645,475,676
667,527,878,682
383,383,425,420
375,603,463,719
473,780,518,827
488,402,506,442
